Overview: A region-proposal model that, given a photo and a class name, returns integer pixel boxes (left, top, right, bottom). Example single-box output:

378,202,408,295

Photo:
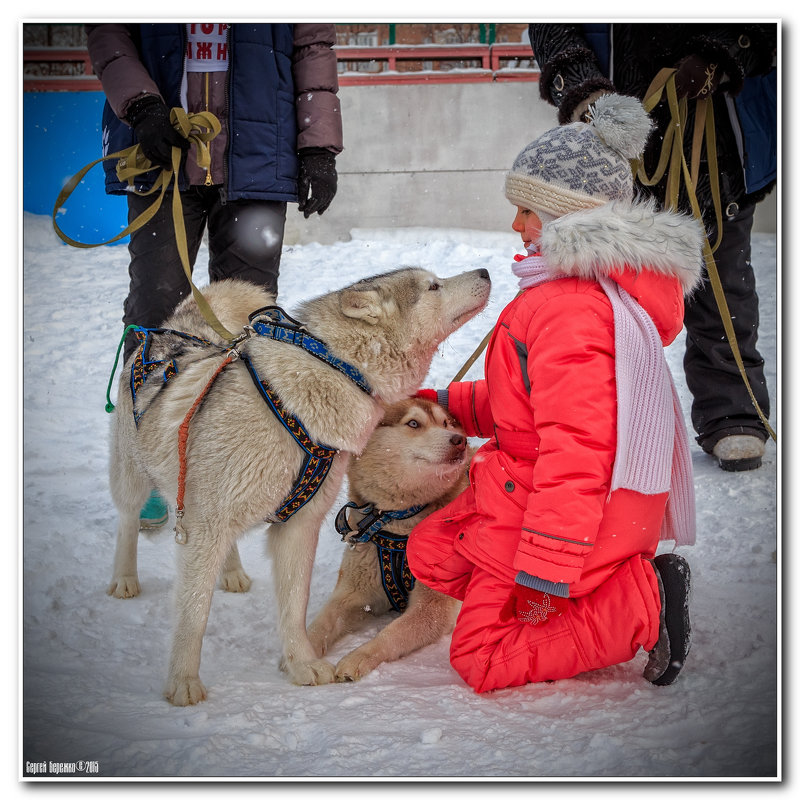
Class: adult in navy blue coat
87,23,343,527
528,23,777,472
86,23,343,357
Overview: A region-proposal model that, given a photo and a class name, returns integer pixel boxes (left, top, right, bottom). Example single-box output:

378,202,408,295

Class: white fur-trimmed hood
539,199,705,296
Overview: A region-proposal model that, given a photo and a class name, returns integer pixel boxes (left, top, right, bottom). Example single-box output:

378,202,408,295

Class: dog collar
335,501,428,612
248,306,373,396
335,501,427,544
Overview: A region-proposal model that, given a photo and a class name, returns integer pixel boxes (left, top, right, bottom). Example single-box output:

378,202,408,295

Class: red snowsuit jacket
409,201,704,599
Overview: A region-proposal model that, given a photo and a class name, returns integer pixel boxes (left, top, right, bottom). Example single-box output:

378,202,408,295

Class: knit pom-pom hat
505,94,653,218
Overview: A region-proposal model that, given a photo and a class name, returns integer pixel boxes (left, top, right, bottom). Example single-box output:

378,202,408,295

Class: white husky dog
107,269,490,705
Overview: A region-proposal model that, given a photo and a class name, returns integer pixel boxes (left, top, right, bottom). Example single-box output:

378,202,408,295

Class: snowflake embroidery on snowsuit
519,593,557,625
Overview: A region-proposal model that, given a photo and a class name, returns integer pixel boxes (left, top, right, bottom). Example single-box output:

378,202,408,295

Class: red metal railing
23,48,98,91
23,43,538,91
335,44,537,85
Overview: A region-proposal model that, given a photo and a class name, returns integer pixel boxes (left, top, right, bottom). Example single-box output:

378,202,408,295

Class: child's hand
415,389,438,403
499,583,569,626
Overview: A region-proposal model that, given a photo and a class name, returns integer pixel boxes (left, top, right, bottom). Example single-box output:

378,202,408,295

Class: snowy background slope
20,212,779,781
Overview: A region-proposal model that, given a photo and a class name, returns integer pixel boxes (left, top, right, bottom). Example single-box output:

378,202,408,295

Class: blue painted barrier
24,91,129,245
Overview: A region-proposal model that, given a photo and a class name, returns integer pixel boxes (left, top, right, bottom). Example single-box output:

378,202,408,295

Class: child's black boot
643,554,691,686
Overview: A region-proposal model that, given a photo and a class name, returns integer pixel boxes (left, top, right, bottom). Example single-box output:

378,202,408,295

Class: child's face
511,206,542,250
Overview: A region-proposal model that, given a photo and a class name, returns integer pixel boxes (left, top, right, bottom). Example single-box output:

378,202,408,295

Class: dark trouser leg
206,198,286,296
122,188,208,359
683,201,770,452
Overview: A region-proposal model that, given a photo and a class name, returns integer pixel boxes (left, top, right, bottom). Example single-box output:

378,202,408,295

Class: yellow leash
52,108,236,343
452,327,494,383
453,74,776,444
637,70,776,441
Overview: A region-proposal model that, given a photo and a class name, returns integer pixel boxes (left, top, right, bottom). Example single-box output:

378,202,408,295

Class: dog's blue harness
335,501,427,612
248,307,372,395
128,327,215,425
124,305,373,524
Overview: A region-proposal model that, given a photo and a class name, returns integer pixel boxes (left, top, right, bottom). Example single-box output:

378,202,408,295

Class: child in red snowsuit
407,94,703,693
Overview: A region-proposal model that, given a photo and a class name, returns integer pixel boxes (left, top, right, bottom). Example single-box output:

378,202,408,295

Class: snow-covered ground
19,212,779,782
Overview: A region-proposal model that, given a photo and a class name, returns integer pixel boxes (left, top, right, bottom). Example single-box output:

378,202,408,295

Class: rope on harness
116,309,370,543
637,69,776,441
174,350,238,544
105,324,143,412
53,108,236,345
451,328,494,384
451,292,522,383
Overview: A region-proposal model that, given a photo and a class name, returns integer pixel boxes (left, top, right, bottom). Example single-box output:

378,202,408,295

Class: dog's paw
305,627,331,658
286,658,336,686
219,569,252,593
335,649,380,683
164,676,208,706
107,576,141,598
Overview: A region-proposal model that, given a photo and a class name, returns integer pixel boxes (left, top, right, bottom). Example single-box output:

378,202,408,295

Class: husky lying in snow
107,269,490,705
308,397,471,681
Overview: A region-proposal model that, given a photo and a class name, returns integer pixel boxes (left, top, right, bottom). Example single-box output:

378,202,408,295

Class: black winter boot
643,554,692,686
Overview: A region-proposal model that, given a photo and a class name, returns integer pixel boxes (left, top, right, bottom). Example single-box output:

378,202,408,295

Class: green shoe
139,491,168,529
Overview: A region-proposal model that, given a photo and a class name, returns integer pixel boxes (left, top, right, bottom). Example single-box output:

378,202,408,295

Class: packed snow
20,211,779,782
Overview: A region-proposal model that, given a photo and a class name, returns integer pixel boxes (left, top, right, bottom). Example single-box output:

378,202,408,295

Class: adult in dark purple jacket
86,23,343,354
86,23,343,526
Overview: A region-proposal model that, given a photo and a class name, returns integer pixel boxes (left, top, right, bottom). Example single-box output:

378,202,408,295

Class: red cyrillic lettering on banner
186,23,230,72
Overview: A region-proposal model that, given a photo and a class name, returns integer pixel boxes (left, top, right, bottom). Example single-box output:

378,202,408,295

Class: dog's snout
450,434,466,448
477,268,490,281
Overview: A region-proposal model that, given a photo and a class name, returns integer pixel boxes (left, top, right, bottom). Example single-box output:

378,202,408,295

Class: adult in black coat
529,23,777,471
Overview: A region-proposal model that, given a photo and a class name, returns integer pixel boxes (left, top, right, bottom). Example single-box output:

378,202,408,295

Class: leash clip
174,509,188,545
226,325,256,358
335,502,381,544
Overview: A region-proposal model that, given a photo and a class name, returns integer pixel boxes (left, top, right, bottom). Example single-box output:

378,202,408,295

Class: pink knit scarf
512,253,695,546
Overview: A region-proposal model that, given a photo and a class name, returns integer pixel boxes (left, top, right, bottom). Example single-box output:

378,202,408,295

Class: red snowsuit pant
407,518,662,694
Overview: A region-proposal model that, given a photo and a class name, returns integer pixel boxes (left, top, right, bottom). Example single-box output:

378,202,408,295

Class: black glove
297,147,338,218
673,55,720,99
126,95,189,170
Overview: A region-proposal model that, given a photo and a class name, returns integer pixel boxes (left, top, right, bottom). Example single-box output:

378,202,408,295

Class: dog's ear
340,288,383,325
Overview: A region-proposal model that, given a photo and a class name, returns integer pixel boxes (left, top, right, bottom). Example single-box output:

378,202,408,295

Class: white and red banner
185,24,230,72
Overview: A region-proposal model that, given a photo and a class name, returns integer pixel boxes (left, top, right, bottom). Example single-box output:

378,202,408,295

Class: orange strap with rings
174,352,237,543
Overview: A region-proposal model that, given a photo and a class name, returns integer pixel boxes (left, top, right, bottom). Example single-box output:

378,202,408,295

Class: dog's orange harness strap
174,352,236,542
